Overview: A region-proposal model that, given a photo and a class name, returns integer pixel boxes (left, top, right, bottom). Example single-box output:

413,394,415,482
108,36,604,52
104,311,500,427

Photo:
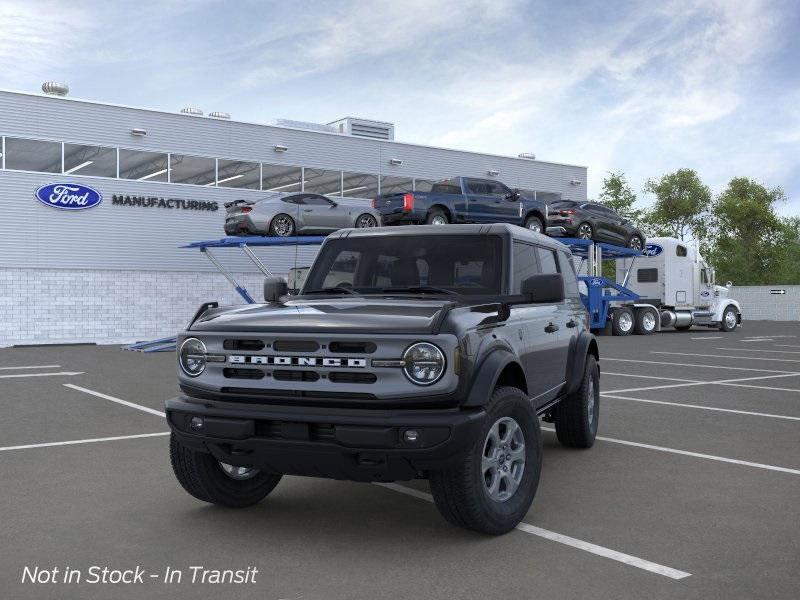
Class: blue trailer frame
557,238,642,330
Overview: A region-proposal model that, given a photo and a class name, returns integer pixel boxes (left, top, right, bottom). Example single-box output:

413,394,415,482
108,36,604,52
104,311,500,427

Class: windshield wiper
302,287,358,295
378,286,457,296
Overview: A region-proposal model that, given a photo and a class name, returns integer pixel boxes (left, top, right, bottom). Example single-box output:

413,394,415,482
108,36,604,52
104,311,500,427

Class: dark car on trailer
372,177,549,233
547,200,645,250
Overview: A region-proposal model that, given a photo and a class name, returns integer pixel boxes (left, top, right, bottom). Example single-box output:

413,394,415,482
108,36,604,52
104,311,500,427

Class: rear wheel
429,386,542,535
524,215,543,233
553,355,599,448
426,209,449,225
634,307,657,335
355,213,378,228
720,306,738,332
170,434,282,508
627,235,644,251
577,222,593,240
269,214,295,237
611,307,634,336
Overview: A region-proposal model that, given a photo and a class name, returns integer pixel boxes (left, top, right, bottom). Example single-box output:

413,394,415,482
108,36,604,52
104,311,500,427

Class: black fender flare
565,331,599,395
523,209,546,226
463,347,525,407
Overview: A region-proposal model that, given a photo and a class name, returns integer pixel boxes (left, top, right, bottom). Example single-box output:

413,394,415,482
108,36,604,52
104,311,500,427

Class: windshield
302,235,503,296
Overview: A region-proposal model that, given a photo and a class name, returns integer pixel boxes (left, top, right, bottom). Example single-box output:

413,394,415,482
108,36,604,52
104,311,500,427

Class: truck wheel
553,354,599,448
269,214,295,237
426,209,449,225
429,387,542,535
611,307,634,336
524,215,543,233
633,307,657,335
169,434,282,508
720,306,738,332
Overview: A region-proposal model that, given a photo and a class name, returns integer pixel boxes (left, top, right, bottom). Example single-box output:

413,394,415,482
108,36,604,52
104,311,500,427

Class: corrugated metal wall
730,286,800,322
0,89,588,274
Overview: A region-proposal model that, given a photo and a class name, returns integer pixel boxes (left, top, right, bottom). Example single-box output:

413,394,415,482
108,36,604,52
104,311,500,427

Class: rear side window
430,180,462,194
536,247,560,274
512,242,539,293
557,251,580,298
637,268,658,283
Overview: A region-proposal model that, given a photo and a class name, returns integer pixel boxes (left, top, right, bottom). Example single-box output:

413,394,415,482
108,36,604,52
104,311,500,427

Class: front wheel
355,213,378,228
524,215,543,233
429,386,542,535
720,306,738,332
553,354,599,448
170,434,282,508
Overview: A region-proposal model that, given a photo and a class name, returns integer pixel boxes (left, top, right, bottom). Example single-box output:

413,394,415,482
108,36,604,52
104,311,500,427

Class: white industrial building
0,84,588,346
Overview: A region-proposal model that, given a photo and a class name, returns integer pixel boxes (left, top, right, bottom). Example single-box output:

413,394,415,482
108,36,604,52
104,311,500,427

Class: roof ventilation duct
328,117,394,141
180,106,203,116
42,82,69,96
208,111,231,119
518,152,536,160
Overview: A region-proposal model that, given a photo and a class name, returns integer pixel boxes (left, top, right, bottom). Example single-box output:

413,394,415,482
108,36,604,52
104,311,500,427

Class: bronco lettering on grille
228,355,367,368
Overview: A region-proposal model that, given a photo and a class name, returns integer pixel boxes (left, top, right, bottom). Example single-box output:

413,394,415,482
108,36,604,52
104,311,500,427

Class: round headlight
179,337,207,377
402,342,446,385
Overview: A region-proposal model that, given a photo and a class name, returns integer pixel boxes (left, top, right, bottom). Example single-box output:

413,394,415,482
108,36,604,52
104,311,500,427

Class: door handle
544,322,559,333
303,209,313,213
566,319,577,328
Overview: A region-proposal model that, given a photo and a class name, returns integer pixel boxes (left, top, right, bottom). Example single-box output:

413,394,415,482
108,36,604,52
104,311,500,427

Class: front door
300,195,347,231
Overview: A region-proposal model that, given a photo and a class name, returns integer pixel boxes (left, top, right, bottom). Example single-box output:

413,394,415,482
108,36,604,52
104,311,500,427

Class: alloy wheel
629,236,643,250
431,215,447,225
527,220,542,233
618,311,633,332
578,224,592,239
272,215,293,236
482,416,526,502
219,462,260,480
725,310,737,329
356,214,377,228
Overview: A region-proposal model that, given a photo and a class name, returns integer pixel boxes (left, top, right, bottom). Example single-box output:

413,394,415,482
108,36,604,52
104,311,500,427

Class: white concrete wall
730,285,800,322
0,268,269,347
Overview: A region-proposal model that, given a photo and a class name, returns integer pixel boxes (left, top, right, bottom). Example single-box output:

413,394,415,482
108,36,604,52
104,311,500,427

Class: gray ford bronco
167,224,599,534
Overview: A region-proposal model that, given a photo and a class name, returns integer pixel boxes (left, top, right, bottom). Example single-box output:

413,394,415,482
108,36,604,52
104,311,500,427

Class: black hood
190,297,452,334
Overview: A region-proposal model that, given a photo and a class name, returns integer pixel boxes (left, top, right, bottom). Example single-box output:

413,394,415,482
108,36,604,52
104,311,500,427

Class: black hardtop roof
328,223,569,252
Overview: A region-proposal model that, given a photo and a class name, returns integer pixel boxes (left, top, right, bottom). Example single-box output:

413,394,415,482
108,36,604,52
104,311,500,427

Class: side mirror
505,189,520,201
329,201,338,208
520,273,565,303
264,277,288,303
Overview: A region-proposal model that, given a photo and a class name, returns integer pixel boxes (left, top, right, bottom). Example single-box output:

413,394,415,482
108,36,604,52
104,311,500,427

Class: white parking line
542,427,800,476
63,384,166,417
690,336,724,340
374,483,691,580
604,372,700,383
602,394,800,422
603,357,798,374
0,432,169,453
0,371,84,379
739,338,774,343
0,364,61,370
651,351,800,363
602,372,800,394
776,344,800,349
714,348,800,354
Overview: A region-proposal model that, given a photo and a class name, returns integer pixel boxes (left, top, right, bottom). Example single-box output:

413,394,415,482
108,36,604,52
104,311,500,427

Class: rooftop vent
518,152,536,160
180,106,203,116
328,117,395,141
208,111,231,119
269,119,337,134
42,82,69,96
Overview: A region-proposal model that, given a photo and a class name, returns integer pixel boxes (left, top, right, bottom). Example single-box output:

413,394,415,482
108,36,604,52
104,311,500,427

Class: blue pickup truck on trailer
372,177,549,233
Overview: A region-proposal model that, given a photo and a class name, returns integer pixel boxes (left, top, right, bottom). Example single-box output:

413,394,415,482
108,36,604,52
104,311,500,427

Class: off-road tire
426,209,449,225
720,306,738,332
553,355,599,448
633,307,657,335
269,214,295,237
524,215,543,233
611,307,634,336
170,434,282,508
429,387,542,535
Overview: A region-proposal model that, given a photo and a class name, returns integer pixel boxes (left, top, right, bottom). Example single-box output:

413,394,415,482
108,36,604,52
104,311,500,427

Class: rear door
534,245,571,398
464,179,496,223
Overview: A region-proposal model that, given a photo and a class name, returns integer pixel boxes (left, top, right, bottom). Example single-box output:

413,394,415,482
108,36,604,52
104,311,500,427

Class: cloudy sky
2,0,798,213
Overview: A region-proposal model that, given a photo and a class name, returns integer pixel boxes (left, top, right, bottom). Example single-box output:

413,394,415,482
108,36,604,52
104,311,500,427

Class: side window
536,247,559,274
466,179,490,195
701,269,709,284
512,242,539,293
486,181,510,197
557,252,580,298
676,245,688,257
637,268,658,283
282,195,303,204
304,195,333,206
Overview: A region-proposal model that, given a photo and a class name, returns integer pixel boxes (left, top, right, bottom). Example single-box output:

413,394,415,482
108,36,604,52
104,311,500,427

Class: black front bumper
166,395,485,482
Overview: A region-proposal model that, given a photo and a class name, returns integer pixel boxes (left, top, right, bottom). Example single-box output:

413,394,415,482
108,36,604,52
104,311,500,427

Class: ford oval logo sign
35,183,102,210
641,243,663,257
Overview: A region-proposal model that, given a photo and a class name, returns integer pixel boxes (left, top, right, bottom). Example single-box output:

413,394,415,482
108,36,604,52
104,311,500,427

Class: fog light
190,416,204,431
404,429,420,443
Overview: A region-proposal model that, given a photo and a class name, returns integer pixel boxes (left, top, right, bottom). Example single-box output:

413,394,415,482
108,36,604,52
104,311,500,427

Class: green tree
642,169,711,241
707,177,786,285
598,171,641,220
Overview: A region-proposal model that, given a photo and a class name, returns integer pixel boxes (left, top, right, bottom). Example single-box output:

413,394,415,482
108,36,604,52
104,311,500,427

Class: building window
4,137,61,173
379,175,413,195
119,149,169,182
217,159,260,189
304,168,342,196
63,144,117,177
170,154,216,186
262,164,302,192
413,178,436,192
341,172,379,198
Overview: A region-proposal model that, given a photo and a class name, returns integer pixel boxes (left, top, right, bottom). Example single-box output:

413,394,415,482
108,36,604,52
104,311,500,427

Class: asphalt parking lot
1,320,799,599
